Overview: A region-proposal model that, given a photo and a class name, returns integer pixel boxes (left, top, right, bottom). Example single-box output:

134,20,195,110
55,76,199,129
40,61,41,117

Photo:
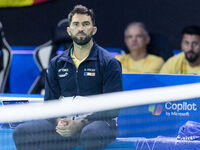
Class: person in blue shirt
13,5,122,150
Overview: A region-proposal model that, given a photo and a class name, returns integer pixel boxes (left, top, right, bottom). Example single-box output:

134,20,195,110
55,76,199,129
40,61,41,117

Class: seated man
116,22,164,73
160,25,200,75
13,5,122,150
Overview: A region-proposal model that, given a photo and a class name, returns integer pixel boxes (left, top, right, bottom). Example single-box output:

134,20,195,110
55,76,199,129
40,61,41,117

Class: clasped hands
56,118,83,137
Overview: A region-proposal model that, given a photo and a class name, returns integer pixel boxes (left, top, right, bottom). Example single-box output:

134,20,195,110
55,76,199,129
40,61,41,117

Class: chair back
0,22,12,93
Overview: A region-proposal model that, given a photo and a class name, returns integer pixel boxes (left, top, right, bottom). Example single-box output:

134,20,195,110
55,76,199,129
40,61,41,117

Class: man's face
181,34,200,63
67,13,97,45
124,25,150,52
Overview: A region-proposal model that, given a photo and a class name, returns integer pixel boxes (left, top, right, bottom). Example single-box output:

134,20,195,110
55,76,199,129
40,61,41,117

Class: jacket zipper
75,67,80,96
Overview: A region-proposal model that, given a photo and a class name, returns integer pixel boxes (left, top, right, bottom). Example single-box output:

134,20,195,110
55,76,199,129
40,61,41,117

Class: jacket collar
60,40,98,62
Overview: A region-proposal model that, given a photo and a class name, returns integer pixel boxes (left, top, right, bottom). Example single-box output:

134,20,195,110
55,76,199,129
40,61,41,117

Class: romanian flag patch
84,72,95,76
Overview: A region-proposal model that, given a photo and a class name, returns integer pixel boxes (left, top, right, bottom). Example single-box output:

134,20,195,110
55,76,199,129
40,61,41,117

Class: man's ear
145,35,151,45
92,26,97,35
67,27,71,36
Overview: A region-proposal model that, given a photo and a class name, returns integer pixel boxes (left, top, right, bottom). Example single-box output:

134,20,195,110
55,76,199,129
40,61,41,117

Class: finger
56,129,70,134
56,130,72,137
56,129,71,134
56,125,67,131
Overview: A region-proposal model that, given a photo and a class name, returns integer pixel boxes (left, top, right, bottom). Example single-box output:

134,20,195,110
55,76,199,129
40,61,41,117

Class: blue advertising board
118,74,200,138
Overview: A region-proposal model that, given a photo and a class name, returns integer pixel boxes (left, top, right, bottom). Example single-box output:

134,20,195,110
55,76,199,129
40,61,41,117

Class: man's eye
184,42,189,46
125,35,132,39
192,42,198,46
73,23,78,26
83,22,90,26
136,35,143,38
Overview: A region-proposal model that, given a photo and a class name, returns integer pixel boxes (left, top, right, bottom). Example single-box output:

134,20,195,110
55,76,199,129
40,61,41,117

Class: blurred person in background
116,22,164,73
160,25,200,75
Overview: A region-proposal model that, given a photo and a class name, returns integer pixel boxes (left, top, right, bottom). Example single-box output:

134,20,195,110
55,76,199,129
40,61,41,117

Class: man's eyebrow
72,21,90,24
125,35,132,38
82,21,90,23
72,21,79,24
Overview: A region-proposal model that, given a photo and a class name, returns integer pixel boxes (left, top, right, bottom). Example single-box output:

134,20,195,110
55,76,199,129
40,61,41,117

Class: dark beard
185,52,200,63
71,35,92,45
70,31,93,45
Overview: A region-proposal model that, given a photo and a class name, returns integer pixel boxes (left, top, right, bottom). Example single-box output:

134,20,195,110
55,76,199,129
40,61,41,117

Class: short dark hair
68,5,95,26
182,25,200,36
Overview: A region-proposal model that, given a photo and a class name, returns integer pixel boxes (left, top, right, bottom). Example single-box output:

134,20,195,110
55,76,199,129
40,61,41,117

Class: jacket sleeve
44,60,61,126
44,60,61,101
85,58,122,121
102,58,123,93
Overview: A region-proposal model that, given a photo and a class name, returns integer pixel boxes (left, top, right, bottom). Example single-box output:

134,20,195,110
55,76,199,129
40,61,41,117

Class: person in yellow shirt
160,25,200,75
116,22,164,73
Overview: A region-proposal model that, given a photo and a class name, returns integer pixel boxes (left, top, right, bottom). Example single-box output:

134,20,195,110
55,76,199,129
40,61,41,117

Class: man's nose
77,25,84,31
131,36,137,42
187,44,194,51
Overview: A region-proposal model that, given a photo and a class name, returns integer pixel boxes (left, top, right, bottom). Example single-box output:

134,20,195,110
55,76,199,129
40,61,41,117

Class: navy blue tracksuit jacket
45,42,122,124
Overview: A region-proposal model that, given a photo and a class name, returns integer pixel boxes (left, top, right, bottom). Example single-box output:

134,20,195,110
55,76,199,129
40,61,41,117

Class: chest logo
84,68,96,76
58,68,68,77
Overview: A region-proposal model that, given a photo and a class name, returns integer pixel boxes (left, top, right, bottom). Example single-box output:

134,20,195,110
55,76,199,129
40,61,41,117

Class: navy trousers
13,119,117,150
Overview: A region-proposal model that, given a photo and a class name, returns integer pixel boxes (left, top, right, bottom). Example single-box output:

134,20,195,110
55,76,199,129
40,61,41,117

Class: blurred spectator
116,22,164,73
160,25,200,75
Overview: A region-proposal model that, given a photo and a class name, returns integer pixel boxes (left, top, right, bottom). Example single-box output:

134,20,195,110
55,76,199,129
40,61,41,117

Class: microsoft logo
149,104,163,115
